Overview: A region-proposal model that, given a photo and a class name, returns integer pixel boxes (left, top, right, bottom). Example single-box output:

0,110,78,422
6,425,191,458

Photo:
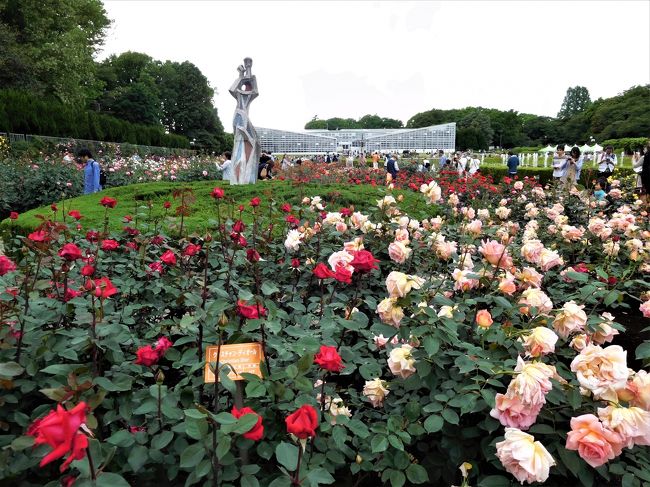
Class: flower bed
0,175,649,487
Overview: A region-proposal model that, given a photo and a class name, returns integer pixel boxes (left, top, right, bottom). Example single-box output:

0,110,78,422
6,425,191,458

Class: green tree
0,0,110,105
557,86,592,119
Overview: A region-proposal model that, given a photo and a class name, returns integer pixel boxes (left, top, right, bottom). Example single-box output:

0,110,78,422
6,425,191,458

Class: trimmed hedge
0,90,189,148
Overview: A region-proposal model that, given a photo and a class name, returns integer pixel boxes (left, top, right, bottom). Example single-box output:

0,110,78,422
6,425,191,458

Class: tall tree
0,0,110,105
557,86,592,119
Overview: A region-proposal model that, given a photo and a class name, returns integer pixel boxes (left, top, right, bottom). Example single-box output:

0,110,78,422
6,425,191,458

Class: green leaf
233,413,259,434
275,442,299,471
185,408,207,419
245,381,266,398
95,473,131,487
297,353,314,373
306,467,336,485
127,445,148,473
94,376,132,392
10,435,34,451
241,475,260,487
566,271,589,282
493,296,512,308
423,336,439,356
106,429,135,448
216,434,231,460
406,464,429,484
389,469,406,487
151,431,174,450
478,475,511,487
442,408,459,425
424,415,444,433
528,424,555,435
212,412,237,424
370,434,388,453
180,442,206,469
0,361,24,378
635,342,650,360
261,281,280,295
557,446,581,477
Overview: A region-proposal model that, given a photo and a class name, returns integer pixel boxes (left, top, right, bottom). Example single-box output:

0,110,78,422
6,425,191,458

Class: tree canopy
305,115,403,130
557,86,592,119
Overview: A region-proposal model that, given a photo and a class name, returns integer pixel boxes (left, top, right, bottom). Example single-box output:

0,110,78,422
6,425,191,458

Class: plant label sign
204,343,264,383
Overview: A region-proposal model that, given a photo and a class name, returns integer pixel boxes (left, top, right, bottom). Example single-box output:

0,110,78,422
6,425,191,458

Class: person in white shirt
458,153,468,176
552,145,568,180
216,151,233,180
346,154,354,168
468,156,481,175
598,145,617,177
281,154,291,171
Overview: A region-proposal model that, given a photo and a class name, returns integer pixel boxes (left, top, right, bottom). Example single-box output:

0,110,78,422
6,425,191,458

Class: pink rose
388,241,411,264
565,414,623,468
490,394,543,430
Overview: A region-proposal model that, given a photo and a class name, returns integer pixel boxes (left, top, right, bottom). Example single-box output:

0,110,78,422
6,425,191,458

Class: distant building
258,123,456,154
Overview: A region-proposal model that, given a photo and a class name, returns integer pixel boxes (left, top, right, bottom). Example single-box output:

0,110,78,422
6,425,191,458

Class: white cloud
100,0,649,132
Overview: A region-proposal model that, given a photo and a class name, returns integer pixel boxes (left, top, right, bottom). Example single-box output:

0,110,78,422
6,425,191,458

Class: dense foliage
305,115,404,130
0,90,190,149
0,172,649,487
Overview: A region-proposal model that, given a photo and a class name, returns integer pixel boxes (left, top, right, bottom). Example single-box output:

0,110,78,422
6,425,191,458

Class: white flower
284,229,302,251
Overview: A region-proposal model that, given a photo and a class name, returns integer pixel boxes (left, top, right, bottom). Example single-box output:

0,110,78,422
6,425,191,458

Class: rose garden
0,153,649,487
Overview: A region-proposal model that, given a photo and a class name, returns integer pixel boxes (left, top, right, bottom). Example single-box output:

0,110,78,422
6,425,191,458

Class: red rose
246,249,261,263
0,255,17,276
81,265,95,277
154,337,173,357
285,404,318,439
99,197,117,208
85,231,99,243
286,215,299,226
9,211,18,220
28,230,50,243
160,250,177,266
334,264,352,284
250,197,261,207
574,262,589,273
149,261,164,274
280,203,292,213
314,345,344,372
211,187,225,199
231,406,264,441
125,241,138,251
349,250,379,274
93,277,118,299
59,243,83,261
51,204,58,212
101,239,119,251
183,244,201,256
151,235,165,246
313,263,335,280
123,215,133,223
64,288,82,302
340,207,352,217
232,220,246,233
27,402,89,472
61,475,77,487
134,345,159,366
237,300,266,319
237,235,248,247
291,258,300,269
163,201,171,209
238,205,245,212
68,210,82,220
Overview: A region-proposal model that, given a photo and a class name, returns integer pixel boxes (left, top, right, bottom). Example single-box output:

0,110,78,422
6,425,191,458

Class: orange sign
204,343,264,383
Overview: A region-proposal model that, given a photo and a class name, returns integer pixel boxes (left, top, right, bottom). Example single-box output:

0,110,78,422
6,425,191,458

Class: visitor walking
438,150,447,171
552,145,567,180
386,153,399,182
372,152,380,169
598,145,617,178
506,151,519,176
216,151,233,180
80,149,101,194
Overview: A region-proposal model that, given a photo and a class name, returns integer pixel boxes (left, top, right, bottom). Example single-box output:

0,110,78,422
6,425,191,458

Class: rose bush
0,173,649,487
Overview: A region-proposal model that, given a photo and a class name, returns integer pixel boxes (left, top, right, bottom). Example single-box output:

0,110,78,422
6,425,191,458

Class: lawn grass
1,179,437,234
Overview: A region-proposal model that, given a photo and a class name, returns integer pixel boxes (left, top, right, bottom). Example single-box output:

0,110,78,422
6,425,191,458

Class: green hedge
0,90,189,148
601,137,648,153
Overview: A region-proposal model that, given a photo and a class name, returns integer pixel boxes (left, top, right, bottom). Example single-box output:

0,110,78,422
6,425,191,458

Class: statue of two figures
229,57,260,185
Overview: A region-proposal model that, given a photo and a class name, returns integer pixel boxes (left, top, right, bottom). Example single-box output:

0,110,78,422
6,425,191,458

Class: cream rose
388,241,412,264
553,301,587,338
376,297,404,328
521,327,558,358
387,344,417,379
495,428,555,484
363,378,390,407
570,344,629,402
385,271,425,298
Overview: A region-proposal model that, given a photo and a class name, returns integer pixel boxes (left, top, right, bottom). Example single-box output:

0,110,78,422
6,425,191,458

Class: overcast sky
100,1,650,132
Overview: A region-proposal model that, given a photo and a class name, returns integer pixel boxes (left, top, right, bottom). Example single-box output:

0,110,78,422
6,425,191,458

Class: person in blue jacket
507,151,520,176
79,149,101,194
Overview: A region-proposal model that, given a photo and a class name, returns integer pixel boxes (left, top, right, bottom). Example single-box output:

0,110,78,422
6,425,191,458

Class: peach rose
516,267,544,289
519,288,553,314
495,428,555,484
387,344,416,379
452,268,479,292
569,334,589,352
363,378,389,408
479,239,507,266
350,212,368,229
435,239,458,260
507,356,554,405
552,300,587,338
490,394,543,430
388,241,412,264
598,405,650,448
465,219,483,237
640,300,650,318
520,240,544,264
537,248,563,271
591,320,619,345
385,271,425,298
376,297,404,328
343,237,365,252
327,250,354,273
499,275,517,295
622,370,650,410
565,414,623,468
476,309,494,329
570,344,629,402
521,327,558,358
